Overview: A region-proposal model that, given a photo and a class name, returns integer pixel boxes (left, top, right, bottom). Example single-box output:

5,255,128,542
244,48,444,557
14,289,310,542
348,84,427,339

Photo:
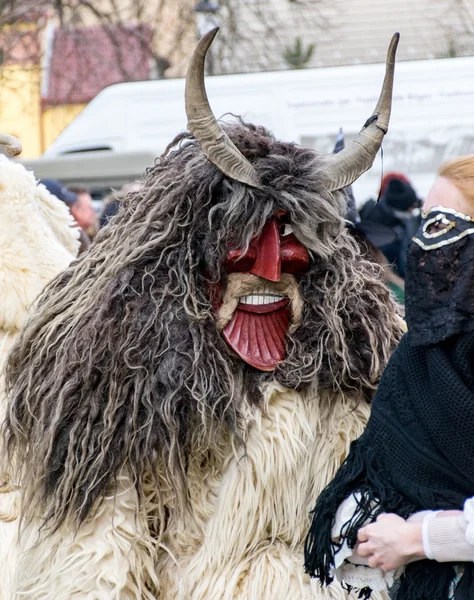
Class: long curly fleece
0,155,79,599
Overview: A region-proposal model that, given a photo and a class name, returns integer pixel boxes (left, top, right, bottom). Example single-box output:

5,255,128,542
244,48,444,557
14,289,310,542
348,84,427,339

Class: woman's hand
356,514,424,571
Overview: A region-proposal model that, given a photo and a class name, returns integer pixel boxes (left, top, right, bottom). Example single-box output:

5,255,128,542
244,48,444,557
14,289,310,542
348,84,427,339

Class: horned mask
185,28,399,371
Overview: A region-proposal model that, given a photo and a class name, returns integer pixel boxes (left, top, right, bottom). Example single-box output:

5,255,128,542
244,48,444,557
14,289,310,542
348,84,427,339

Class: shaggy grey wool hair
3,120,404,532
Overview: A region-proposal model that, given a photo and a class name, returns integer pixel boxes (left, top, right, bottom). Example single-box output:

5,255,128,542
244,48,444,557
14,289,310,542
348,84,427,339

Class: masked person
305,154,474,600
2,30,402,599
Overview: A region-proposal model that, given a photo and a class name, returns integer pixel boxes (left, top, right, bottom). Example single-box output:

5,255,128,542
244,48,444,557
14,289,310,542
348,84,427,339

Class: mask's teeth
238,292,287,305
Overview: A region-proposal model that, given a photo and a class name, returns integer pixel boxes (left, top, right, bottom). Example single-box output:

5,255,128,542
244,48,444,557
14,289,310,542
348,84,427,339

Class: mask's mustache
217,273,303,332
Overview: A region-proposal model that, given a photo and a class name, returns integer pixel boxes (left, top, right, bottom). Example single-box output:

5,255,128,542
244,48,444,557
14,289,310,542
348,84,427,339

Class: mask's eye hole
281,223,293,237
423,214,455,238
426,222,450,234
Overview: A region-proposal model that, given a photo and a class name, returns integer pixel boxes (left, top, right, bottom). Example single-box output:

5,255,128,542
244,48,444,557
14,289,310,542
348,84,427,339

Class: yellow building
0,66,42,157
0,19,44,158
0,18,80,157
0,3,195,158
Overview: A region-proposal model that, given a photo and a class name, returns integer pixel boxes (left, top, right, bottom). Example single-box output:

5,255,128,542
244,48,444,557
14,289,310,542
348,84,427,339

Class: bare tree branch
435,0,474,57
0,0,334,107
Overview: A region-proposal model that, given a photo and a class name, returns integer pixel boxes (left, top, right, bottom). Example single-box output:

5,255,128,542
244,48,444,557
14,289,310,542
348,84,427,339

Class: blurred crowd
37,179,130,253
350,171,421,304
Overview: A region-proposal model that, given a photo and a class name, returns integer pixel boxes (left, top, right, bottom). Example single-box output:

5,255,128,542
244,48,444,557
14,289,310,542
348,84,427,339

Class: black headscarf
406,207,474,345
304,206,474,600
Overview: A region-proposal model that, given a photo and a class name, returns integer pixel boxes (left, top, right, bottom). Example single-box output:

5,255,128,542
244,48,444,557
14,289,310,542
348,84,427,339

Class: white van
23,55,474,202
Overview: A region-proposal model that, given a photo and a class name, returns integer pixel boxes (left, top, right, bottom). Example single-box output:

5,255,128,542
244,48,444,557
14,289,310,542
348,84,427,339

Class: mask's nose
250,219,281,282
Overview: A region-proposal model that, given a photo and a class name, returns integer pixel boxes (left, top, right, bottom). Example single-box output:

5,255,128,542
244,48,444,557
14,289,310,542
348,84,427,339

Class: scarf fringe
304,432,474,599
304,434,416,584
394,562,455,600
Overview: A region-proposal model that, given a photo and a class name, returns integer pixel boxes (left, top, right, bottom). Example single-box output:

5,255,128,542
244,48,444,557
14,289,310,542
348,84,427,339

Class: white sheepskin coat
0,155,79,598
11,383,386,600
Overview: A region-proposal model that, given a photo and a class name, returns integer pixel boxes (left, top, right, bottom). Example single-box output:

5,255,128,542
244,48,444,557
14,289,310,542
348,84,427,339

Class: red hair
379,172,412,197
439,155,474,207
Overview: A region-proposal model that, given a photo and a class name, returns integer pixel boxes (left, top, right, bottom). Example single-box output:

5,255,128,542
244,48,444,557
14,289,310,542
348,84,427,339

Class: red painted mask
219,214,310,371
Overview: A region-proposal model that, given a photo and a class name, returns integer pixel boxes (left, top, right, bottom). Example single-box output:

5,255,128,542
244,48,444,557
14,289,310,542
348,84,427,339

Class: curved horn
324,33,399,192
0,132,22,156
185,28,260,188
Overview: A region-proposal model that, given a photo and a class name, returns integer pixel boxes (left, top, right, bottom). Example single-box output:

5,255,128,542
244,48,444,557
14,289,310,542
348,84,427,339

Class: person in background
350,226,405,305
38,179,91,254
360,172,421,278
99,190,120,229
67,185,98,239
99,182,142,229
333,130,405,303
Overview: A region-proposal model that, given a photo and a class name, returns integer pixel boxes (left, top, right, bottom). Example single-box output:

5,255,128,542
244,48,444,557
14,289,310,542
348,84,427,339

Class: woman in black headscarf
305,154,474,600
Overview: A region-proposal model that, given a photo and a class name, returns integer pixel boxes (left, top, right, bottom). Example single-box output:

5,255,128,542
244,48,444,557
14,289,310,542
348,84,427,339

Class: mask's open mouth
224,293,291,371
217,273,302,372
237,292,289,314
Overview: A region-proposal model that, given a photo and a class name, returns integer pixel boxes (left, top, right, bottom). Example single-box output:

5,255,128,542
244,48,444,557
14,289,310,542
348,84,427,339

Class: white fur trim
0,156,79,598
334,562,395,593
0,155,79,331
